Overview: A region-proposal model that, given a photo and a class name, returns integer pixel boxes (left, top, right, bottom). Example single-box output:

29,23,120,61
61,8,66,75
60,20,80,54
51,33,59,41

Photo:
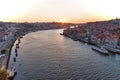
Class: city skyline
0,0,120,23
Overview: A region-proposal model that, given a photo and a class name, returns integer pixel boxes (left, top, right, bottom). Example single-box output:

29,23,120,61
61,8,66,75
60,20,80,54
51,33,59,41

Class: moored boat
73,38,78,41
8,71,17,80
104,46,120,54
20,35,23,38
92,46,109,55
16,44,19,48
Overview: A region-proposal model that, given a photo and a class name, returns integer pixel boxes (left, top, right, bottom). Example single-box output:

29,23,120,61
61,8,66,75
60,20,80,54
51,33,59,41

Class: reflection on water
9,29,120,80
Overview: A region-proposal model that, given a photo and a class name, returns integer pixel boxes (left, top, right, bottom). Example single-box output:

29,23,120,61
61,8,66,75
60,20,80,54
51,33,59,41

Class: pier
7,36,22,80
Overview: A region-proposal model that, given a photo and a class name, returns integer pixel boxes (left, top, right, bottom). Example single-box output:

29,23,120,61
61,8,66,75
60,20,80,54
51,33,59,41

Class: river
8,29,120,80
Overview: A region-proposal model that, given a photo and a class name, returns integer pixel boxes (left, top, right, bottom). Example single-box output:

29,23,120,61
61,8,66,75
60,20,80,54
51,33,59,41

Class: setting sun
59,19,67,23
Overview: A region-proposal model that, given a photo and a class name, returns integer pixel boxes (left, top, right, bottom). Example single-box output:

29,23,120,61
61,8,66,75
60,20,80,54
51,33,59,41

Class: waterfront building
63,18,120,48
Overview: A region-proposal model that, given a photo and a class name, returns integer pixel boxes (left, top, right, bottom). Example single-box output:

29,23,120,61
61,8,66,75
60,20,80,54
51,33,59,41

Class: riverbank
5,35,18,69
0,33,20,80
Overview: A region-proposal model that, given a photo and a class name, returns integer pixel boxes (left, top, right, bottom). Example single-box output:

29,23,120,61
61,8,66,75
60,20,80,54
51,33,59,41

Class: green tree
0,69,8,80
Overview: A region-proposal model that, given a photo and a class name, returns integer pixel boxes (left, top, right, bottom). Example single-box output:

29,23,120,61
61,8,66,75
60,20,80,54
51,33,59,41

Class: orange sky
0,0,120,23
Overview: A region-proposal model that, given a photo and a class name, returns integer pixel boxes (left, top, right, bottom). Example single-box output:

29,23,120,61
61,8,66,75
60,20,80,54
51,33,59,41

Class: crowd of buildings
63,18,120,49
0,23,18,52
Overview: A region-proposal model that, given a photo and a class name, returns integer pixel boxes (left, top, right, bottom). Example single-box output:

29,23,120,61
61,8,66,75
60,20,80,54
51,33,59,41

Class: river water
9,29,120,80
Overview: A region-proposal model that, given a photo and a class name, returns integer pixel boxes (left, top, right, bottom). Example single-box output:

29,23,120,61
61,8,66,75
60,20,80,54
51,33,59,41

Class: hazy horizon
0,0,120,23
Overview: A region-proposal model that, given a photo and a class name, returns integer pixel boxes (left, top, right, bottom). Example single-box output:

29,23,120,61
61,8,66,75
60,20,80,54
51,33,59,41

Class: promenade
0,34,15,70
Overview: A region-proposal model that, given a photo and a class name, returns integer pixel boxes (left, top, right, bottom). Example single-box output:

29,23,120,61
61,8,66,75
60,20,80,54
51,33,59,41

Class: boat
16,44,19,48
104,46,120,54
20,35,23,38
73,38,78,41
8,62,17,80
91,46,109,55
8,71,17,80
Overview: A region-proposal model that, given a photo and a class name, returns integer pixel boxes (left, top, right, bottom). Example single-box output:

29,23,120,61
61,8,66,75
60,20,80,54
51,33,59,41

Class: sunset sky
0,0,120,23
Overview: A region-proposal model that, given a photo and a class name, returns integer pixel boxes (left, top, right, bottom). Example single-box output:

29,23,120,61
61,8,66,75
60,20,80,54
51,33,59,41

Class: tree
0,69,8,80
